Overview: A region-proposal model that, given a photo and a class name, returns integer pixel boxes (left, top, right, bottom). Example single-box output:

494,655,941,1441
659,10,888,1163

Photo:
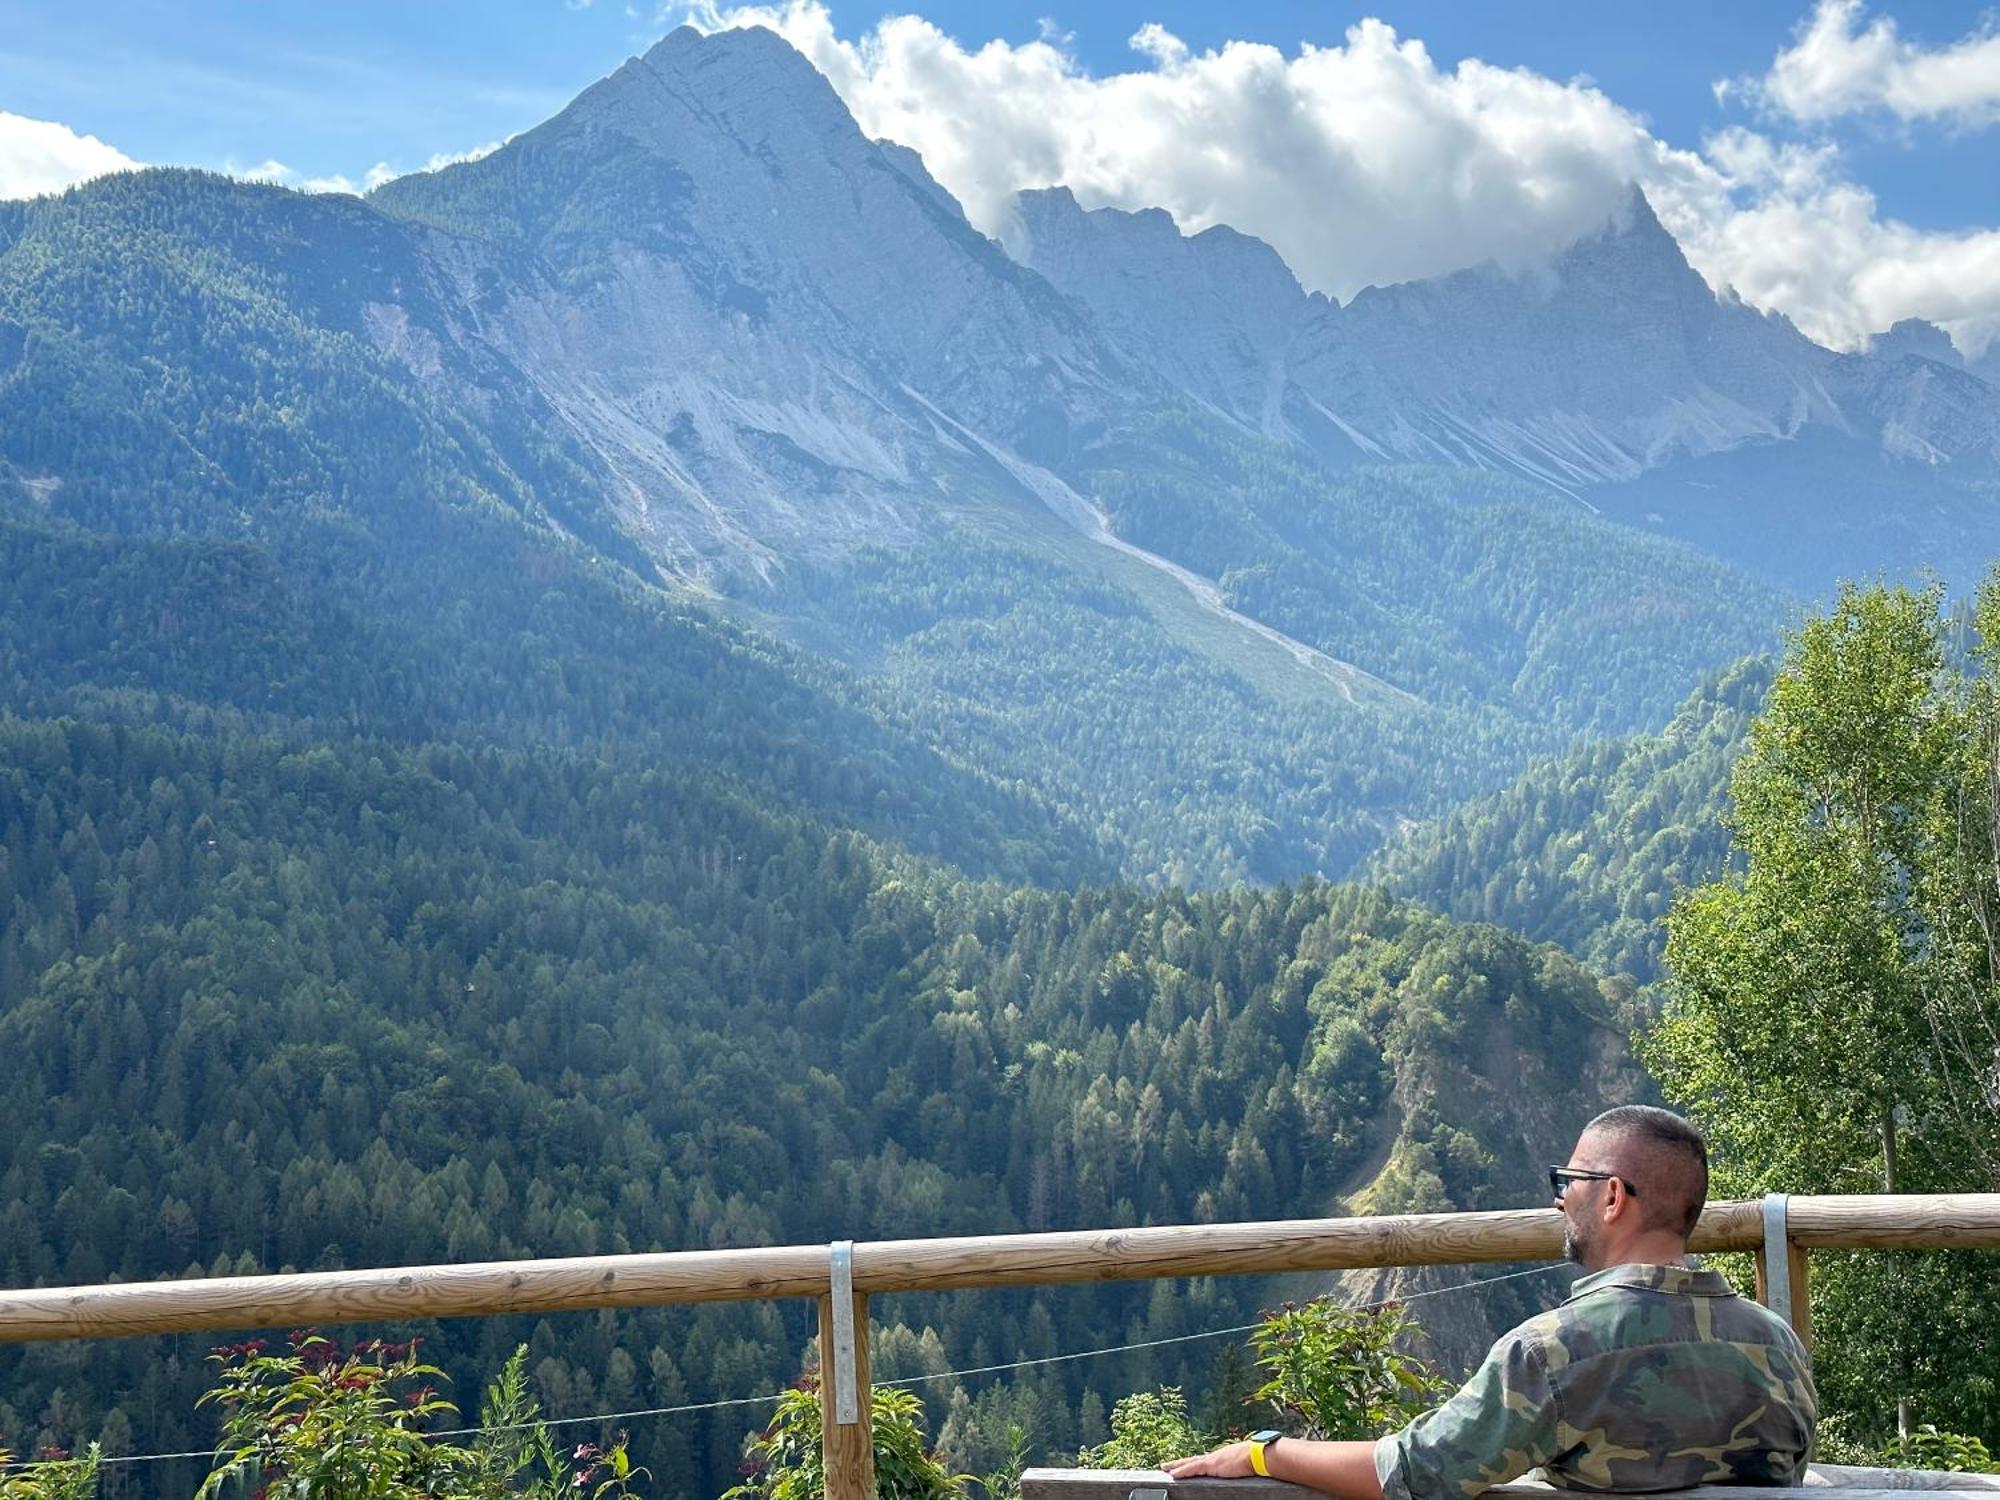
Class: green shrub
196,1333,641,1499
1879,1426,1996,1473
1247,1299,1450,1440
725,1381,966,1500
0,1444,100,1499
1075,1389,1212,1470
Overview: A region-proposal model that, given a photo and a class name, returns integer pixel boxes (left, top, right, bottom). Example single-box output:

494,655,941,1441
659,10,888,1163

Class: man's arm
1163,1437,1383,1497
1163,1331,1557,1500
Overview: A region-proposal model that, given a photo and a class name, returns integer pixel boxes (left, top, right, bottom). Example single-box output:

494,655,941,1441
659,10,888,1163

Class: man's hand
1162,1436,1388,1499
1162,1441,1257,1479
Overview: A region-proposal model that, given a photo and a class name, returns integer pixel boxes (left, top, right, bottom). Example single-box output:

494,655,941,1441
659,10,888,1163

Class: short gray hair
1583,1106,1709,1239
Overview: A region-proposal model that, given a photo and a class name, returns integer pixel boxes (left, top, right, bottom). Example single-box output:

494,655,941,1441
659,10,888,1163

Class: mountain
368,24,1134,584
1871,317,1964,367
1,24,1800,887
1015,184,2000,590
1009,185,1313,440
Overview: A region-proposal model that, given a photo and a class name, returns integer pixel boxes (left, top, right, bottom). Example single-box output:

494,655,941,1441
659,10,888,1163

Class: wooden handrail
1,1193,1994,1500
0,1194,1993,1345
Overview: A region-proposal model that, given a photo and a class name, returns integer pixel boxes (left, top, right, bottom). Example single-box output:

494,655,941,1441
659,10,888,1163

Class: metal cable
4,1260,1569,1470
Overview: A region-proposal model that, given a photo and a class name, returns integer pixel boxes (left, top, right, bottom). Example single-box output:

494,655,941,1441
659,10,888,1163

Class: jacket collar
1564,1262,1737,1301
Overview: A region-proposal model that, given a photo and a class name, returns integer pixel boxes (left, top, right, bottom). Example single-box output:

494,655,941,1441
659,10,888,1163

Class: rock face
1022,183,2000,493
371,26,1136,582
1870,318,1964,368
1011,187,1316,439
1296,190,1842,486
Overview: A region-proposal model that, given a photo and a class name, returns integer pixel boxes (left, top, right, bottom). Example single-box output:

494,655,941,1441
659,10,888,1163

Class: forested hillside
1074,427,1779,738
1369,660,1771,980
0,713,1635,1492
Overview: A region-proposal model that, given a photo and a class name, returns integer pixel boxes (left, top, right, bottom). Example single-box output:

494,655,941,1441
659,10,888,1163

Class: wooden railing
1,1193,1994,1499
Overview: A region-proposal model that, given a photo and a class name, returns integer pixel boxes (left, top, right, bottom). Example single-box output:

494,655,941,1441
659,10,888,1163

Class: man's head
1554,1106,1709,1270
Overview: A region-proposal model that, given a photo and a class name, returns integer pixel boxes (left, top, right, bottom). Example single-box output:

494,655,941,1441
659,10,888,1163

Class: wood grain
1787,1240,1813,1348
0,1196,1989,1344
0,1244,832,1343
819,1292,876,1500
1782,1195,2000,1251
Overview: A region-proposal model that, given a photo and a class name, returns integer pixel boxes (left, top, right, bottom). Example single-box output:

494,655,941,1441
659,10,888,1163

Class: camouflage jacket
1375,1263,1817,1500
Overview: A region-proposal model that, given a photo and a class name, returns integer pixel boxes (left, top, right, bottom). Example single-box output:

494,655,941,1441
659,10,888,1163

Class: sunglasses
1548,1166,1638,1201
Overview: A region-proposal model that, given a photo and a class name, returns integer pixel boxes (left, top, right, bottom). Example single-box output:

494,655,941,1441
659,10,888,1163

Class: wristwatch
1247,1430,1283,1477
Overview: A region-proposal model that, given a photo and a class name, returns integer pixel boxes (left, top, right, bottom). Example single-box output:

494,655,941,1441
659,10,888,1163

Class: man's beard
1563,1221,1588,1266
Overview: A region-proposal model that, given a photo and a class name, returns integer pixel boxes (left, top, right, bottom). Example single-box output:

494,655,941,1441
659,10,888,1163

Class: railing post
820,1240,875,1500
1785,1238,1812,1350
1755,1193,1811,1349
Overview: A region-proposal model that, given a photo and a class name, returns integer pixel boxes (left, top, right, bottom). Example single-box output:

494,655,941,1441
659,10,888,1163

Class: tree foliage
1645,580,1998,1191
1074,1389,1211,1471
1644,577,2000,1444
1247,1301,1450,1441
724,1383,964,1500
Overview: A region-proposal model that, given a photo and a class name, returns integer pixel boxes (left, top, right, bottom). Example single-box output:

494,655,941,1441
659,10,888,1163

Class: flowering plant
198,1333,466,1499
196,1333,643,1499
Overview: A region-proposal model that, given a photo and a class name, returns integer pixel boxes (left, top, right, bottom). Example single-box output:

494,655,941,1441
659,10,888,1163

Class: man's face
1556,1131,1614,1268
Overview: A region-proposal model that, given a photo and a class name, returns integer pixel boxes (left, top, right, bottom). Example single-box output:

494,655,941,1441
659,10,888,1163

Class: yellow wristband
1249,1440,1270,1478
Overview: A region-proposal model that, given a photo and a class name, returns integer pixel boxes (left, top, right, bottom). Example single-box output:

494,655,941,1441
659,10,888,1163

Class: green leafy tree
1643,578,2000,1444
1247,1302,1450,1441
1075,1389,1211,1470
1646,581,1989,1189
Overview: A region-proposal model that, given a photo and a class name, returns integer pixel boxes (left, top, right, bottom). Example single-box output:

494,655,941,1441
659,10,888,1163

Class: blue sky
0,0,1988,223
4,1,1998,353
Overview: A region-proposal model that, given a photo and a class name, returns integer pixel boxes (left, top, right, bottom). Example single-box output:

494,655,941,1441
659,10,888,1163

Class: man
1164,1106,1817,1497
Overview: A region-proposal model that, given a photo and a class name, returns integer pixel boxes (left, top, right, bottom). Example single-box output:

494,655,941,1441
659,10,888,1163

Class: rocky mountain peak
627,25,861,151
1009,186,1309,432
1012,187,1307,313
1868,317,1964,369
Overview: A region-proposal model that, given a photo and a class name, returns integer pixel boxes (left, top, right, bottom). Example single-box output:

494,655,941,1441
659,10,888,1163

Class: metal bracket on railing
1762,1192,1792,1325
828,1239,860,1425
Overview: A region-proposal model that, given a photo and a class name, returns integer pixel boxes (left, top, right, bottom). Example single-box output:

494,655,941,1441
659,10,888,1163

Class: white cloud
223,141,501,197
1656,130,2000,357
695,2,1680,298
670,3,2000,358
230,158,301,185
419,141,504,172
1744,0,2000,128
0,111,143,200
223,158,367,193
